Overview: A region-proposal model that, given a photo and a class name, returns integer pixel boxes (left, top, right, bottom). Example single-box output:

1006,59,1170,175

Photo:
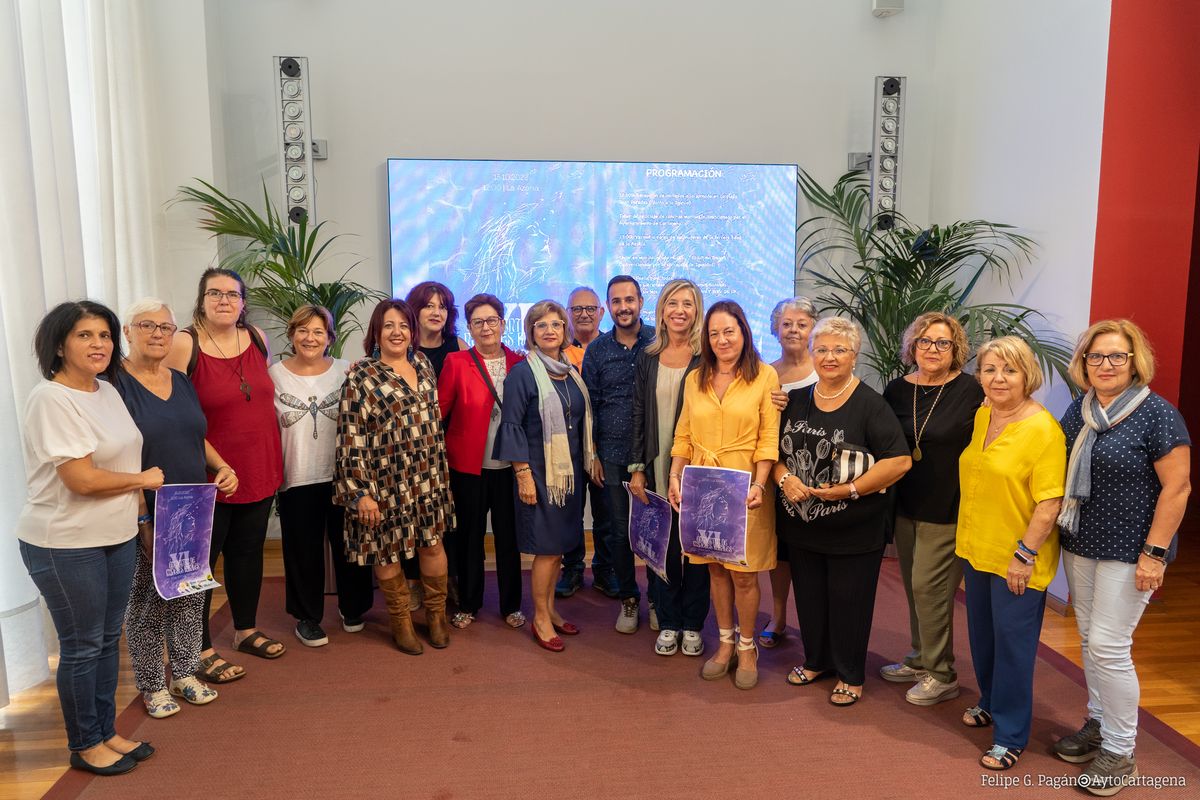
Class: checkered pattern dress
334,354,455,565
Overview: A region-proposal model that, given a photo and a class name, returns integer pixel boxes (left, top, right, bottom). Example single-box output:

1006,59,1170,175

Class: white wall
199,0,944,297
927,0,1111,415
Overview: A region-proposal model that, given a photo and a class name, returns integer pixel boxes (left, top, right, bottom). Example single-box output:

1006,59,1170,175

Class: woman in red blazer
439,293,526,630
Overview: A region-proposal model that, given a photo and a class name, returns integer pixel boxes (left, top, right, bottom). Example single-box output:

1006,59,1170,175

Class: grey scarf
1057,385,1150,534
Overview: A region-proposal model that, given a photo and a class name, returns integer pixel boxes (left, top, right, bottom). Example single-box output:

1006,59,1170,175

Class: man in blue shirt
583,275,654,633
556,286,619,599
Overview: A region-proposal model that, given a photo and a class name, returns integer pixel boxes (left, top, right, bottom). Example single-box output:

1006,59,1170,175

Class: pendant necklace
553,377,573,430
209,326,251,401
911,374,948,462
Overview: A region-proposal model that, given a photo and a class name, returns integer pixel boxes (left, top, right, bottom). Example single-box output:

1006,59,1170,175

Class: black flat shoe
69,752,137,776
124,742,155,762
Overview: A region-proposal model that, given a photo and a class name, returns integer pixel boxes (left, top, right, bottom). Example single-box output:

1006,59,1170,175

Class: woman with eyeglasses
116,299,237,718
1050,320,1190,793
772,317,910,706
493,300,598,652
166,268,285,683
438,294,526,631
334,299,455,654
878,313,984,707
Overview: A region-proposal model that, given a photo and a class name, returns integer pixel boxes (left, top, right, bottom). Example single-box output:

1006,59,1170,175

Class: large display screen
388,159,797,360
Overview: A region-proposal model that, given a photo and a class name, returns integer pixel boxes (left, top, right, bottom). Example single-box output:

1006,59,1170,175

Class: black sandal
980,745,1022,770
962,705,994,728
786,666,833,686
829,686,862,707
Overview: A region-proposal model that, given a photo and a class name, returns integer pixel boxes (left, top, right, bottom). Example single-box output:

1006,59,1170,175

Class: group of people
16,270,1190,796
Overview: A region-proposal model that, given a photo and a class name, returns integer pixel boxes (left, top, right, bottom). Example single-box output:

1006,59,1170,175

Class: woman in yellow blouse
668,300,779,690
956,336,1065,771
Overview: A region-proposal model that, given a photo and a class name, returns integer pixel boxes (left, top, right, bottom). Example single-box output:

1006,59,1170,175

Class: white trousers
1063,551,1154,756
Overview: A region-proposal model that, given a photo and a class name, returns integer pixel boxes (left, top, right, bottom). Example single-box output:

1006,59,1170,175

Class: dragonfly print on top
278,389,341,439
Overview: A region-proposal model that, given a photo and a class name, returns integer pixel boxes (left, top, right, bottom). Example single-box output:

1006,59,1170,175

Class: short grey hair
770,296,819,337
122,298,175,327
809,317,862,353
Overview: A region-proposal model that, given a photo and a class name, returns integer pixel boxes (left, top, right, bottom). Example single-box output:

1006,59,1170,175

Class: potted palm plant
176,180,384,357
797,169,1074,389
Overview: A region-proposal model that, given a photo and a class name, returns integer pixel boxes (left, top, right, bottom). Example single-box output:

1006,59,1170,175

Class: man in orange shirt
557,286,619,598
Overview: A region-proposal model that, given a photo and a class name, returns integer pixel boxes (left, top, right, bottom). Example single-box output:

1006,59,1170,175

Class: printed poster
152,483,221,600
679,465,749,567
625,482,672,583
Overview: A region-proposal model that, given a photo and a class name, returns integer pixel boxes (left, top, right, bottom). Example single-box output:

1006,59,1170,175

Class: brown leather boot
378,574,423,655
422,573,450,649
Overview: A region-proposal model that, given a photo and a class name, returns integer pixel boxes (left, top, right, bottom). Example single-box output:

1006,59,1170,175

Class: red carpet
44,561,1200,799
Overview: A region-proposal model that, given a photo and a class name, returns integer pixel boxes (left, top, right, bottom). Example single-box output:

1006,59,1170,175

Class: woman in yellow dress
668,300,779,690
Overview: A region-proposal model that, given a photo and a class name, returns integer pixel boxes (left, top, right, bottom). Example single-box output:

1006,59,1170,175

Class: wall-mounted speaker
870,75,906,230
273,56,316,224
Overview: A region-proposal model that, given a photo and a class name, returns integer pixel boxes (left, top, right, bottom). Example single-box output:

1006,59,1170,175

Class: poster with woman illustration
679,465,749,566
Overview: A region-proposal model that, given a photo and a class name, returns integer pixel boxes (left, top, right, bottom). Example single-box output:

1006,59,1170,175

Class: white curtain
0,0,159,702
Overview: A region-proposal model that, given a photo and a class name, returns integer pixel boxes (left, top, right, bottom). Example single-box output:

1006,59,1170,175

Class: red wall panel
1090,0,1200,405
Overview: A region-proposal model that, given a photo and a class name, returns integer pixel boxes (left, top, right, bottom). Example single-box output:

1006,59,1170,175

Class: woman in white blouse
17,301,164,776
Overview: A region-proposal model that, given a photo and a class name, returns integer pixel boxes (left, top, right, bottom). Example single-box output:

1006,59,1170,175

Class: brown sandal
234,632,286,660
195,652,244,683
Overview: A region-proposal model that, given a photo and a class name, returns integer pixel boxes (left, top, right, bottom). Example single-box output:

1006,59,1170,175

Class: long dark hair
698,299,760,388
362,299,418,357
34,300,123,382
404,281,459,340
192,267,248,329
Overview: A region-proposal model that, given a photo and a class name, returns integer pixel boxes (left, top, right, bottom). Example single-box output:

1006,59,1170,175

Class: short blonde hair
523,299,569,351
976,335,1043,396
1067,318,1156,390
646,279,704,357
900,312,969,371
810,317,861,353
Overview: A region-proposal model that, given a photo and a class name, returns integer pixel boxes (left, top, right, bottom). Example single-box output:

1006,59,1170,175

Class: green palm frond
175,179,385,357
796,169,1073,391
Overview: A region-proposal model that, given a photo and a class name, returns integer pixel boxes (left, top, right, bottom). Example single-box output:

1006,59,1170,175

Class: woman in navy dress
494,300,598,652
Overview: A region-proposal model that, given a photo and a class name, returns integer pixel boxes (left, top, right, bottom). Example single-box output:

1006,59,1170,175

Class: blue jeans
962,560,1047,750
601,461,639,601
20,538,136,751
563,478,613,576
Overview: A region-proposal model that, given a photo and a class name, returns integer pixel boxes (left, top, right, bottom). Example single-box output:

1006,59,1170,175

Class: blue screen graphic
388,159,797,360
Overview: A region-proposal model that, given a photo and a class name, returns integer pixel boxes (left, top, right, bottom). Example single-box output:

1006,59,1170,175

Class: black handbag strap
468,348,502,409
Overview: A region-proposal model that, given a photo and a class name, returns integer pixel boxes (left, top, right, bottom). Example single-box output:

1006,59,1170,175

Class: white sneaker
143,689,180,719
680,630,705,656
879,662,928,683
649,603,660,631
905,674,960,706
655,630,678,656
615,598,639,634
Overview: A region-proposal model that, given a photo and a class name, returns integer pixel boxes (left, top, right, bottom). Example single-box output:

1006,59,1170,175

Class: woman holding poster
667,300,778,689
17,301,163,775
115,299,239,719
629,279,707,657
772,317,910,707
